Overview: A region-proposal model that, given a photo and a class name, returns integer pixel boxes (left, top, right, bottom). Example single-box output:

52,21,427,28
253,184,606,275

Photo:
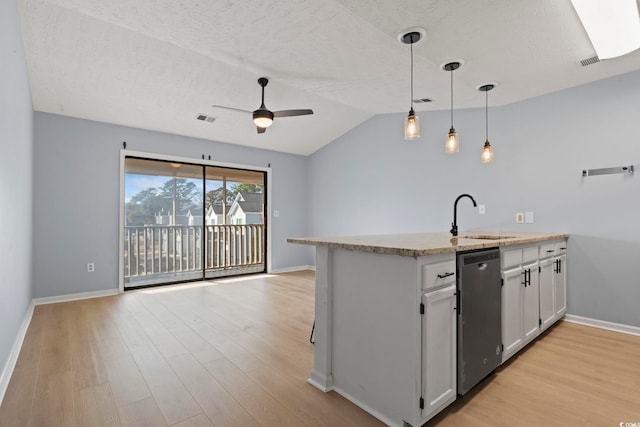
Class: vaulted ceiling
19,0,640,155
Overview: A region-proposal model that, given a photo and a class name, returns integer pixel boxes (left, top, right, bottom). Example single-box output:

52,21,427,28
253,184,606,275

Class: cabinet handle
437,272,455,279
560,247,566,250
521,269,531,287
546,250,555,253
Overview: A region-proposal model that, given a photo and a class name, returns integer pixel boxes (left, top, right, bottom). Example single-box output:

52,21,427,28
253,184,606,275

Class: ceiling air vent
196,114,215,123
413,98,433,104
579,55,600,67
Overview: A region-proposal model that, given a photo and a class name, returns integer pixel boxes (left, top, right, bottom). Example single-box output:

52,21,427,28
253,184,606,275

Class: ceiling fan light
253,109,274,128
253,117,273,128
445,127,459,153
404,109,420,140
481,141,494,163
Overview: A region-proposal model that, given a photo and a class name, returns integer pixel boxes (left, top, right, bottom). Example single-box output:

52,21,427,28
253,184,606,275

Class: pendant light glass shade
481,141,494,163
401,31,422,141
443,62,461,153
479,84,495,164
445,128,459,153
405,108,420,140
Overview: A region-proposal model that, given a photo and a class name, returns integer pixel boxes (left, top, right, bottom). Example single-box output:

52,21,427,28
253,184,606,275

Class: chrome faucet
451,194,477,236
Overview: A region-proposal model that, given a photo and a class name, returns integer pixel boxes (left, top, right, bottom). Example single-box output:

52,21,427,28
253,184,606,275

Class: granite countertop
287,232,569,257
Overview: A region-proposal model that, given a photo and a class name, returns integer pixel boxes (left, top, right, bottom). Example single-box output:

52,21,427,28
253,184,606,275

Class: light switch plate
273,210,280,217
478,204,486,215
516,213,524,224
525,211,534,224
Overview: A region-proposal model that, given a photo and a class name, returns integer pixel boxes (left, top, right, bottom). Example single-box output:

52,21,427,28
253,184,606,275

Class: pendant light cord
485,89,489,141
410,37,414,110
450,69,454,127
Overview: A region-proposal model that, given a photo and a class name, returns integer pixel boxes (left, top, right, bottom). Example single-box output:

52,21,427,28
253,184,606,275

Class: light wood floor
0,271,639,427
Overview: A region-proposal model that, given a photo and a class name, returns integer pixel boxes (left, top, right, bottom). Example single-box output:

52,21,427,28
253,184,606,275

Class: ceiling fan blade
257,126,266,134
211,105,252,114
273,109,314,118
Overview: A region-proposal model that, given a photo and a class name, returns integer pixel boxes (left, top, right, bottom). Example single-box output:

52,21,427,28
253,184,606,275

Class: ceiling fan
212,77,314,134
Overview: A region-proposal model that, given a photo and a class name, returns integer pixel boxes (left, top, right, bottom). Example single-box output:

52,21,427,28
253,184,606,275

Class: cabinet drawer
502,249,522,270
539,243,557,259
422,260,456,290
555,241,567,255
522,246,538,264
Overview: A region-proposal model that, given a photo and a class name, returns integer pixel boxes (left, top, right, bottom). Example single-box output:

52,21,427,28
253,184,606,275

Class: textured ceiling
19,0,640,155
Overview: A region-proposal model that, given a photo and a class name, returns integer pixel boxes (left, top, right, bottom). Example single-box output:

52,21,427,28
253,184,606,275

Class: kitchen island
287,232,568,427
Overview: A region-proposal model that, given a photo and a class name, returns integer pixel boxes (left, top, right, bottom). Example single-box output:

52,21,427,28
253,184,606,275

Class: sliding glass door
204,166,266,278
123,157,266,289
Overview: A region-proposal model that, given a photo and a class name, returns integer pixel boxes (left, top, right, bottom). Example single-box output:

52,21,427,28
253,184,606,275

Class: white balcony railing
124,224,265,285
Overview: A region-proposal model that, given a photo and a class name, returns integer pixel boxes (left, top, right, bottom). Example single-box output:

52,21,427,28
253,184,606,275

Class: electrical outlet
87,263,95,273
478,204,486,215
516,213,524,224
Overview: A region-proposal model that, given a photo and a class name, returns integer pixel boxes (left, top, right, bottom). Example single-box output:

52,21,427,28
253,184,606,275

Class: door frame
118,149,272,293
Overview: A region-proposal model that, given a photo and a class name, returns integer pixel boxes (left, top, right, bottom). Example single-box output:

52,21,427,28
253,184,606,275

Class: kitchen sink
461,234,516,240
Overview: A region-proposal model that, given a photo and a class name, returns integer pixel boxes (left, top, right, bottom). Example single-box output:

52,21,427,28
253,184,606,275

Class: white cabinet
555,254,567,318
501,267,523,361
522,262,540,343
501,261,539,362
501,245,540,363
539,258,556,331
421,284,457,420
539,242,568,332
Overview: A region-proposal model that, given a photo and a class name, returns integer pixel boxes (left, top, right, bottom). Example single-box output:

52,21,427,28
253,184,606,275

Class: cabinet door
554,255,567,318
421,285,457,420
501,268,523,363
539,258,555,331
522,263,540,343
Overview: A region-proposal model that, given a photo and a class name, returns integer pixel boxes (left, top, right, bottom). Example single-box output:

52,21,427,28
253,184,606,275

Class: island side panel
330,248,419,426
308,245,334,390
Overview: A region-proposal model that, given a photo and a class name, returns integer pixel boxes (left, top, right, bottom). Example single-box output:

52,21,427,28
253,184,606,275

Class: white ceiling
19,0,640,155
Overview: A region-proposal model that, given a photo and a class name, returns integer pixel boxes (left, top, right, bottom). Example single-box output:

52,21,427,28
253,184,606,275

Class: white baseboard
564,314,640,337
0,301,34,406
331,386,401,427
270,265,316,274
33,288,120,306
307,377,333,393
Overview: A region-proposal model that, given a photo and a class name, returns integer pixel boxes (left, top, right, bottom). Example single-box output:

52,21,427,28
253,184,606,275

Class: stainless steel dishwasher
456,248,502,395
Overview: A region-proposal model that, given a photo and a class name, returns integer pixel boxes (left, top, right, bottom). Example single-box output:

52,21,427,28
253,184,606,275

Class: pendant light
443,62,461,153
401,31,422,140
479,84,495,163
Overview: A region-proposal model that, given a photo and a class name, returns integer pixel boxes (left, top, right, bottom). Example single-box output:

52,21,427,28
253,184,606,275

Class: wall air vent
196,114,215,123
579,55,600,67
413,98,433,103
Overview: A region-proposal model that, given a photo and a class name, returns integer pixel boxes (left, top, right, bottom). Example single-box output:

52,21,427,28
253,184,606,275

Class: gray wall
1,0,34,379
308,70,640,327
33,113,311,298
